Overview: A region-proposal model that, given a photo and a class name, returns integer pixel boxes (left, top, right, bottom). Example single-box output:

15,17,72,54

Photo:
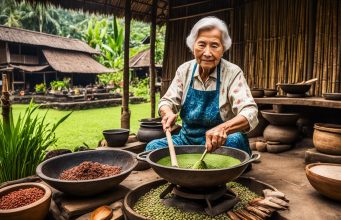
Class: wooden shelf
254,96,341,109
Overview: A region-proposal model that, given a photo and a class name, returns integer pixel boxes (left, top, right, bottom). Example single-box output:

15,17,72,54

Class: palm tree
0,0,22,27
20,3,61,34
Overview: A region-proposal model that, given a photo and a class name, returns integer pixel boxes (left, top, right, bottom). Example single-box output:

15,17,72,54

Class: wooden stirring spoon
165,128,179,167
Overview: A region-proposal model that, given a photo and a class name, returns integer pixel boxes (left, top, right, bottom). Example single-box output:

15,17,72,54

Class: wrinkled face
193,28,224,72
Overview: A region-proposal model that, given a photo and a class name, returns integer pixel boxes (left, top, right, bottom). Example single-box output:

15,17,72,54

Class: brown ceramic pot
261,110,299,126
306,163,341,201
251,88,264,98
263,124,299,144
313,123,341,155
264,89,278,97
0,183,51,220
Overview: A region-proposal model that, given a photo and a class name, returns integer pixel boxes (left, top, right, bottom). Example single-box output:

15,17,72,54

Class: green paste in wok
157,154,241,169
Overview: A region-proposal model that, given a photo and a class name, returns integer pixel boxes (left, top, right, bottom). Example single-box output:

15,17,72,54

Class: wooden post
121,0,132,129
149,0,157,118
1,74,11,125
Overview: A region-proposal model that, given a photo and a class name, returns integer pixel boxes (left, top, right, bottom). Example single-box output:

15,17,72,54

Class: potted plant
35,83,46,95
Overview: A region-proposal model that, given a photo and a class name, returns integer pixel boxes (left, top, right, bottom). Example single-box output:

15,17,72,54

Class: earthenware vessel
306,163,341,201
103,129,129,147
264,89,277,97
313,123,341,155
261,110,299,126
0,183,51,220
251,88,264,98
137,122,165,143
263,125,299,144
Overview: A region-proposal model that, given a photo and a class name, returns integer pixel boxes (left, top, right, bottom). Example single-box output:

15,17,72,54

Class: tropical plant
50,78,70,91
97,72,123,88
35,83,46,93
0,101,71,183
130,77,150,100
0,0,22,27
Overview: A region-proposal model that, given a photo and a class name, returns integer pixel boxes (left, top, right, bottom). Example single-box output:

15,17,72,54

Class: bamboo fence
162,0,340,96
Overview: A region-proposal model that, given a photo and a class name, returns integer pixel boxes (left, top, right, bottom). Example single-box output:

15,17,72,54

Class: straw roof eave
15,0,169,24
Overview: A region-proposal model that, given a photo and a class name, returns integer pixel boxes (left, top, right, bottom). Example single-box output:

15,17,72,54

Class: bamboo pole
121,0,131,129
149,0,157,118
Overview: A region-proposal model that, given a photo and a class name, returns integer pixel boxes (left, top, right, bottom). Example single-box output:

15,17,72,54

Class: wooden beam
5,43,10,63
150,0,157,118
121,0,132,129
169,8,233,22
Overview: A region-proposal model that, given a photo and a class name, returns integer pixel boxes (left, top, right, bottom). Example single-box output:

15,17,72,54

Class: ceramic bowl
0,183,51,220
306,163,341,201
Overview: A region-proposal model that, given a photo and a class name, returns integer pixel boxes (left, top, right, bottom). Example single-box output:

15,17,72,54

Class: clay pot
278,84,311,97
102,129,130,147
0,183,51,220
267,143,292,153
137,122,165,143
255,141,267,152
263,125,299,144
313,123,341,155
306,163,341,201
251,88,264,98
261,110,299,126
264,89,277,97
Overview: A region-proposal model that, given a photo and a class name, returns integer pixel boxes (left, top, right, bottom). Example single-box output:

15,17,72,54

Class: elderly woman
146,17,258,154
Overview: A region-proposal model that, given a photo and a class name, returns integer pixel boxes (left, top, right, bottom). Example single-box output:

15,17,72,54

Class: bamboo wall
162,0,341,96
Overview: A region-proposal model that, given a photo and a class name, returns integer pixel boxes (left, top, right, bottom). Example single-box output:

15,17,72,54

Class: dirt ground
245,138,341,220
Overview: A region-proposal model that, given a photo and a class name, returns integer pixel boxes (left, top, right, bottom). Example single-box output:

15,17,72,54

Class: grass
12,99,159,150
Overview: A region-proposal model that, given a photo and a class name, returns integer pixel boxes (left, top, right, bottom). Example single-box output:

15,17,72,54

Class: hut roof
42,49,113,74
0,25,99,54
19,0,169,24
129,49,161,68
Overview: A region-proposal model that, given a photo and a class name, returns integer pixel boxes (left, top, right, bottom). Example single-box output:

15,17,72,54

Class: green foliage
97,72,123,88
0,101,71,183
130,78,150,100
35,83,46,93
50,78,70,91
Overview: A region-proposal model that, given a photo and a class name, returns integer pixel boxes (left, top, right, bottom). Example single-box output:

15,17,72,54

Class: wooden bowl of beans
0,182,51,220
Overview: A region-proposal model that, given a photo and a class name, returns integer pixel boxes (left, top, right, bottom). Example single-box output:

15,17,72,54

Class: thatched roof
129,49,161,68
42,49,112,74
20,0,169,24
0,25,99,54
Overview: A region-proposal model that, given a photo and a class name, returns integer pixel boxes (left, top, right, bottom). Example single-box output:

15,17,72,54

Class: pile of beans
0,187,44,210
227,182,259,211
133,182,260,220
59,161,122,180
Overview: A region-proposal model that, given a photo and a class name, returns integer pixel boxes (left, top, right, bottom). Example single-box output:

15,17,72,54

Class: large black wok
36,149,137,196
137,146,260,189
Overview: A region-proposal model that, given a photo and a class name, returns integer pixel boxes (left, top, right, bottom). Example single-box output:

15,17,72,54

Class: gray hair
186,16,232,52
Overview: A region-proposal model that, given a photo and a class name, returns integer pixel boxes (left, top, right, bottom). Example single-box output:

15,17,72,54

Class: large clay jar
313,123,341,155
137,122,165,143
263,125,299,144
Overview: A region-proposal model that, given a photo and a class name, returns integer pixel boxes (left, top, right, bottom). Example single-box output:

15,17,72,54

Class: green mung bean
133,182,260,219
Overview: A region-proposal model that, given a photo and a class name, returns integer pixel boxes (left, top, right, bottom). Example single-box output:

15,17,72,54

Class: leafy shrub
130,77,150,100
50,78,71,91
0,101,71,183
35,83,46,93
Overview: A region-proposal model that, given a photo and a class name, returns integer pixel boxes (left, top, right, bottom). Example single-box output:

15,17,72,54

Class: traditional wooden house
129,49,162,81
0,25,112,92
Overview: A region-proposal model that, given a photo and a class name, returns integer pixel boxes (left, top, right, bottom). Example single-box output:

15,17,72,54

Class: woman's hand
160,105,177,131
205,124,227,152
206,115,250,152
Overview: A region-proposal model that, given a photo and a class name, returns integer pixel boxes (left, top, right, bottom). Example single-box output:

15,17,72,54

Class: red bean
0,187,44,209
59,161,122,180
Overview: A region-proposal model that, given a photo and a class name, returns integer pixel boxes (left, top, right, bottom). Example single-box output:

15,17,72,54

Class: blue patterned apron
146,62,251,155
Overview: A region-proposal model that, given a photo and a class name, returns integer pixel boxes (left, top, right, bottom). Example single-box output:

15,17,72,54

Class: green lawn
12,101,158,150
